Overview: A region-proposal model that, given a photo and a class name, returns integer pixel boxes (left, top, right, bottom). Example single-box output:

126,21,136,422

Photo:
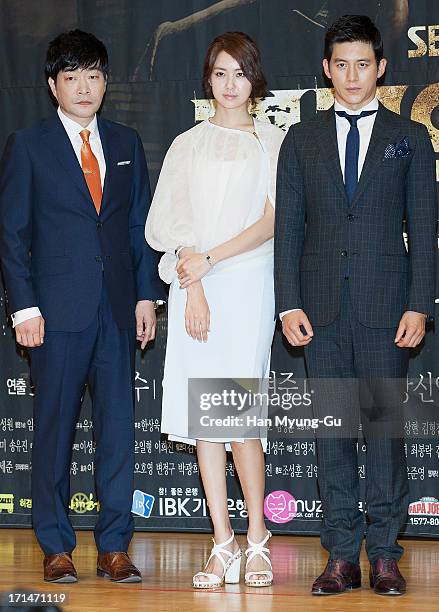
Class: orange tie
80,129,102,214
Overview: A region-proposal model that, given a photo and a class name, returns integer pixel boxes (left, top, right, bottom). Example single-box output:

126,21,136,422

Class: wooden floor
1,529,438,611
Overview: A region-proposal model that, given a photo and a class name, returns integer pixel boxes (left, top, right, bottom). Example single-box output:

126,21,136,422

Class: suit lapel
41,114,95,212
97,116,119,212
349,104,399,209
317,109,348,203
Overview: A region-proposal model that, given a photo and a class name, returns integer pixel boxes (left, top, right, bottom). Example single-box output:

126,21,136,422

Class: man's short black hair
45,29,108,81
324,15,383,64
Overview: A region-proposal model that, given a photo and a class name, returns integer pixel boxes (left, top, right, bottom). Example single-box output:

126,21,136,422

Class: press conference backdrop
0,0,438,536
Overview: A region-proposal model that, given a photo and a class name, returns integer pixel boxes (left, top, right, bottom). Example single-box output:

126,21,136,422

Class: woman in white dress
145,32,284,589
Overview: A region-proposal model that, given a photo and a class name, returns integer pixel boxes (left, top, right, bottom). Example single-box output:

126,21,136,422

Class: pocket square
383,137,411,160
117,160,131,165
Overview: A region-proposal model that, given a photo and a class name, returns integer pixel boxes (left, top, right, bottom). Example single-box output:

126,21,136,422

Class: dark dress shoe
97,552,142,583
312,559,361,595
369,558,406,595
43,552,77,583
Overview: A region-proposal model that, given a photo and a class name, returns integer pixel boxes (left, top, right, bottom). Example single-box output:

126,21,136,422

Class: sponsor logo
132,490,155,519
408,496,439,516
69,492,100,514
264,490,297,524
0,493,14,514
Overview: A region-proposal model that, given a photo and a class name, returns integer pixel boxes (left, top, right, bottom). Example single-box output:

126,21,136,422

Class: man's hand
15,316,45,348
135,300,157,349
282,310,314,346
395,311,427,348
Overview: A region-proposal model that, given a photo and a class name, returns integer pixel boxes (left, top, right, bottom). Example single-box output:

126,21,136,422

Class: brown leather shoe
97,552,142,583
369,558,406,595
43,553,77,583
312,559,361,595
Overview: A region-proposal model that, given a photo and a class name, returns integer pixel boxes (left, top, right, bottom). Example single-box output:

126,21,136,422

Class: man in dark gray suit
274,15,436,596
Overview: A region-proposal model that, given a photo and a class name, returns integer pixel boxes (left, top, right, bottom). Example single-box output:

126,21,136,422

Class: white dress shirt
56,107,106,187
280,97,379,320
11,108,105,327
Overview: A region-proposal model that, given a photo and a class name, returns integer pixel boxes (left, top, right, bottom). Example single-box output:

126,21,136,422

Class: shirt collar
57,107,98,139
334,97,379,115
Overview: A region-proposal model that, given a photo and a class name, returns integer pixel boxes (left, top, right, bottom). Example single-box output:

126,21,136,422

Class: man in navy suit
275,16,436,596
0,30,164,582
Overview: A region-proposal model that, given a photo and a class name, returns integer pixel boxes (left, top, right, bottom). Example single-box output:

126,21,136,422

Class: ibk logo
132,490,155,519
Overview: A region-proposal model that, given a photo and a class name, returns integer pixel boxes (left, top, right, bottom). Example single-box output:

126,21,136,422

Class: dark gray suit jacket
274,103,437,328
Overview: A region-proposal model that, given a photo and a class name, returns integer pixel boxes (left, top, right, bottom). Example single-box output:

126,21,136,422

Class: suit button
341,250,348,257
347,214,354,221
95,255,102,262
96,222,103,228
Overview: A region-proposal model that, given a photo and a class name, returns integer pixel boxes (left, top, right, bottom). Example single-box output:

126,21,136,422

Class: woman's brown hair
202,31,267,103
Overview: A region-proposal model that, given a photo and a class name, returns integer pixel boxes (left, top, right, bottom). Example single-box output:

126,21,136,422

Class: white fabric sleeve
279,308,301,320
145,133,196,284
157,252,178,284
11,307,42,327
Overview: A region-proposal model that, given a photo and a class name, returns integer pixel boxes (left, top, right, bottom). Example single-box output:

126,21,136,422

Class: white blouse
145,118,285,283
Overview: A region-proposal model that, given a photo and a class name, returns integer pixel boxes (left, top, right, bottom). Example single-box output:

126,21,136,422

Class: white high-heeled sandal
193,531,241,589
244,530,273,587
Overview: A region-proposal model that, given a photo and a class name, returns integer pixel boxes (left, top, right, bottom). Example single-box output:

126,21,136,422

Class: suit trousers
30,285,136,555
304,282,409,563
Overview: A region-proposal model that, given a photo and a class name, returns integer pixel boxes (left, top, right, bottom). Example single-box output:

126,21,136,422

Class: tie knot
336,109,377,126
80,129,91,143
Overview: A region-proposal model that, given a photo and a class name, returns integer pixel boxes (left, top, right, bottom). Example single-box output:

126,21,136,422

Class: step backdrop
0,0,438,537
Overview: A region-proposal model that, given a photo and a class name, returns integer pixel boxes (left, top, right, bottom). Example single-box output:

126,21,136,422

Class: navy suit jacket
274,103,437,328
0,113,165,332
